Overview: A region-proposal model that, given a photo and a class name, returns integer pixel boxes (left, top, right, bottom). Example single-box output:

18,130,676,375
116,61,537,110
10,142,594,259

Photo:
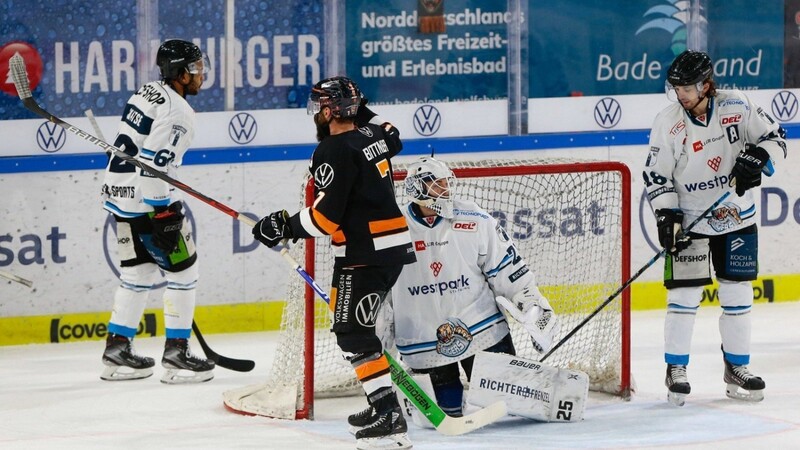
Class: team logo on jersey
692,140,703,152
707,156,721,171
771,90,798,122
413,105,441,136
452,221,477,232
314,163,335,189
593,97,622,129
709,204,743,233
355,293,382,327
495,223,510,242
435,318,473,357
228,112,257,144
36,121,66,152
430,261,443,277
357,126,373,137
646,146,660,167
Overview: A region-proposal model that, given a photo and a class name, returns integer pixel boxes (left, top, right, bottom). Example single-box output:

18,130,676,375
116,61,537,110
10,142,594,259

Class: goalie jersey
645,89,786,235
390,199,538,369
102,81,195,217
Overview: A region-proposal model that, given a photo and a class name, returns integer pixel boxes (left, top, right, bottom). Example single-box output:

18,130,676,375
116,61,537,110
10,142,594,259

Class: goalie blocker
469,351,588,422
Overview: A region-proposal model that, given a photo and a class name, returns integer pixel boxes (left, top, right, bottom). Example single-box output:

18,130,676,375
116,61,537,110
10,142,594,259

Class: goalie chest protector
469,351,589,422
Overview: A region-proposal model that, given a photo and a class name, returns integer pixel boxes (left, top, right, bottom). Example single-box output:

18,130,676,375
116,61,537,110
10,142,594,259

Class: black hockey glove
253,210,292,248
656,209,690,255
355,97,377,126
730,143,770,197
151,202,184,253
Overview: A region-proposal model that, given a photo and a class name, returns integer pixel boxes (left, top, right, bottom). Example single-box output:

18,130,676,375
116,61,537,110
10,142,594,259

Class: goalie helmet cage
225,157,631,420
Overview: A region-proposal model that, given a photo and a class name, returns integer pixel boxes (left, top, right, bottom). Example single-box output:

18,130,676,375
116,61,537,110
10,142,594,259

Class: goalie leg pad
468,351,588,422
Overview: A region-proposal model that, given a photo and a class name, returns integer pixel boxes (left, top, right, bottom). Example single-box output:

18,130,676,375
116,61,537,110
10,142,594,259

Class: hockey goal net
224,157,631,419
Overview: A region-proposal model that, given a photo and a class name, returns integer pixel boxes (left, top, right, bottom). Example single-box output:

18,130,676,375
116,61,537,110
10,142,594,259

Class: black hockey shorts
664,224,758,288
113,213,197,273
330,264,403,354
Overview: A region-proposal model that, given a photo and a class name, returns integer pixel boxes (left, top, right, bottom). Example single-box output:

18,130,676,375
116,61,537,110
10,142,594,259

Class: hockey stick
9,54,252,225
540,190,732,363
0,269,33,288
278,244,507,435
9,55,256,372
191,321,255,372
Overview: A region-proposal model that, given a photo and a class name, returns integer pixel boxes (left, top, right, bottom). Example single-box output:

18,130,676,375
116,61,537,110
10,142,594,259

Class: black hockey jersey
289,123,416,267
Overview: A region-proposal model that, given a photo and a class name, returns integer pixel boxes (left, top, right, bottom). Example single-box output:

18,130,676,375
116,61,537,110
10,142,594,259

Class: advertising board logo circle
36,121,67,152
770,90,798,122
355,293,382,327
413,104,442,136
594,97,622,129
0,42,44,96
228,112,257,144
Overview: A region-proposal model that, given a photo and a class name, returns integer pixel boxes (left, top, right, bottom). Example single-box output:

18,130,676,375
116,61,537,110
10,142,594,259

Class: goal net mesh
224,157,631,419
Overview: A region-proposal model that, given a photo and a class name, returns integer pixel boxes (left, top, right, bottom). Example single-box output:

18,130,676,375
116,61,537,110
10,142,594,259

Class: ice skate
724,358,765,402
348,405,376,434
100,333,155,381
161,338,215,384
665,364,691,406
354,406,411,450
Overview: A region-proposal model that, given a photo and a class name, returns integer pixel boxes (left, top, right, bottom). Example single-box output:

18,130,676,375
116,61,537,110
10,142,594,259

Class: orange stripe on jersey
354,355,390,382
368,216,408,236
329,287,337,312
332,229,346,245
311,208,339,235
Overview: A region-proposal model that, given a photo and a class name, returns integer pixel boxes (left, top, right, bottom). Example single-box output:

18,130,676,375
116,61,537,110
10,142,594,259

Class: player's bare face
672,84,705,113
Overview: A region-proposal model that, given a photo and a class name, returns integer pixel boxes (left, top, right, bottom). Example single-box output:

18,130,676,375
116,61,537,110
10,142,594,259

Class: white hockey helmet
404,157,456,218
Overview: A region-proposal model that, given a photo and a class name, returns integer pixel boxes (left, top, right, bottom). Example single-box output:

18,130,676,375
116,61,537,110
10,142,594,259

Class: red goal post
223,157,632,420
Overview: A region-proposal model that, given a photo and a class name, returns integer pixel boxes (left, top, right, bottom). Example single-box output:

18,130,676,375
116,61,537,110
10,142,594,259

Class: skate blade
100,365,153,381
355,432,411,450
667,391,687,407
160,368,214,385
725,384,764,402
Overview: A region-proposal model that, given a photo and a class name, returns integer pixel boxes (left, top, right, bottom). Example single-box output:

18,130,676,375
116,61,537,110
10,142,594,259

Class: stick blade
9,54,32,99
436,401,507,436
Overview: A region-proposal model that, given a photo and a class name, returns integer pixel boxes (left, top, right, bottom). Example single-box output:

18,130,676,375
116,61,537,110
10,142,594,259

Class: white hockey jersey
645,89,786,235
102,81,196,217
390,199,537,370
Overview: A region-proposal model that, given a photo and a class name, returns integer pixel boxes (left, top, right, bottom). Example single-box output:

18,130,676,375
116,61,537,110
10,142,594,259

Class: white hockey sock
109,264,157,336
718,279,753,364
664,287,701,364
163,265,198,339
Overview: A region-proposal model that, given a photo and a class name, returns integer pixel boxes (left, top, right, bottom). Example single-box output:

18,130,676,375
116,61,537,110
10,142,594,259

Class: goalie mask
404,157,456,218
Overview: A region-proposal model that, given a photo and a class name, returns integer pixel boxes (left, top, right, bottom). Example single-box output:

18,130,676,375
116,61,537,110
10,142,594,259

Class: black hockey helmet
156,39,206,81
667,50,713,87
307,76,362,119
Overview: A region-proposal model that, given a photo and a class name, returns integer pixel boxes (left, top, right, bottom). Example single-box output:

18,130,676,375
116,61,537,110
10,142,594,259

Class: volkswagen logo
413,105,441,136
36,121,67,152
228,112,258,144
771,90,798,122
355,292,382,327
594,97,622,129
314,163,335,189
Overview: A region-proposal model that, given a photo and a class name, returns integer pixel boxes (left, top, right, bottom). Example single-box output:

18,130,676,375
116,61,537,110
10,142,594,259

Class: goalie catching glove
730,143,770,197
496,286,560,354
252,209,293,248
150,202,184,252
656,208,690,255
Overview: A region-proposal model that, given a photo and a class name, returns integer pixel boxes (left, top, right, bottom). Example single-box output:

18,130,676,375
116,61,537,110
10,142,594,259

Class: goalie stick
0,269,33,288
541,190,733,364
9,54,255,372
277,243,507,435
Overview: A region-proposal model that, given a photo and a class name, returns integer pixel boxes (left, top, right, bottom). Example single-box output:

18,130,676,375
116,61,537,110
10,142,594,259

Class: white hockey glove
496,286,561,354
